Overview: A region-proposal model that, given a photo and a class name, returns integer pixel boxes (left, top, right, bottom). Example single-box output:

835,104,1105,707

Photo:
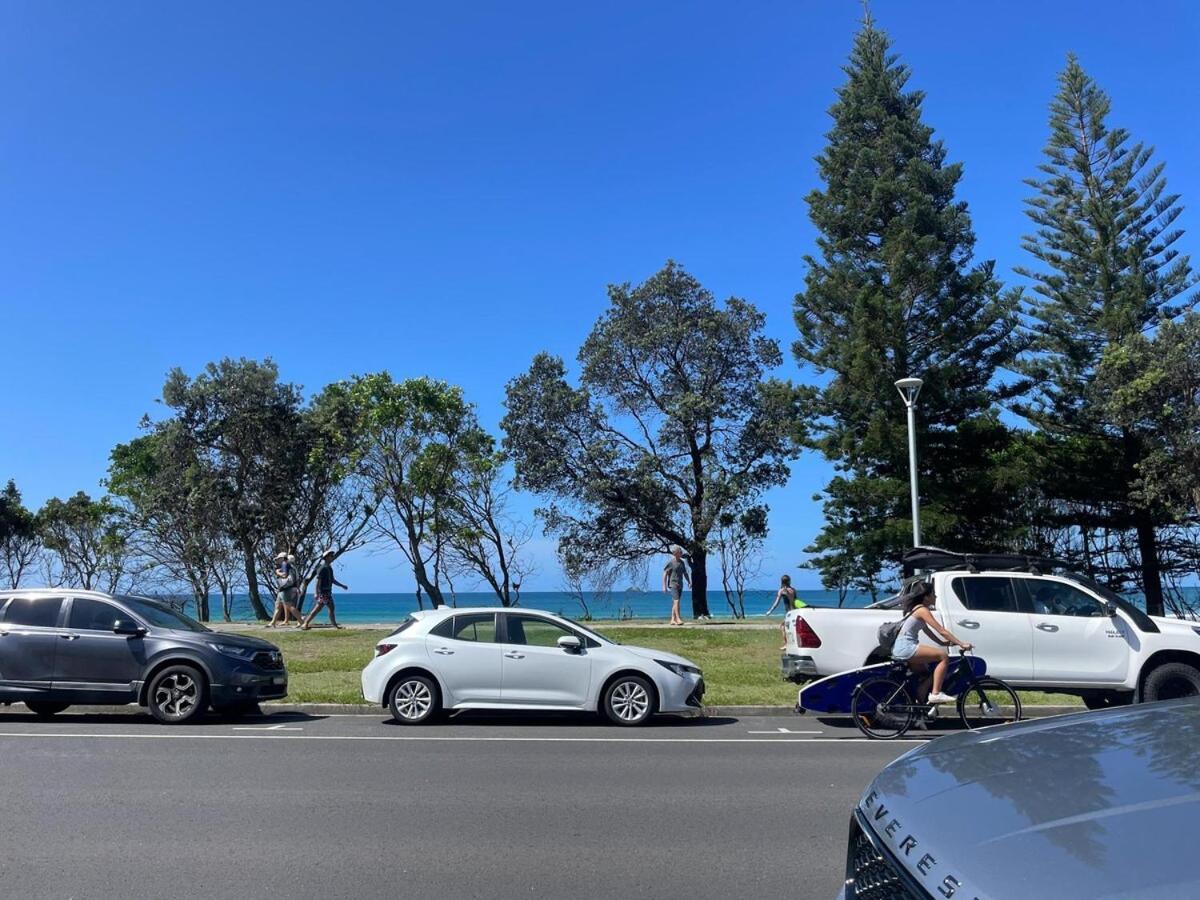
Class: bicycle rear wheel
957,678,1022,730
852,677,915,740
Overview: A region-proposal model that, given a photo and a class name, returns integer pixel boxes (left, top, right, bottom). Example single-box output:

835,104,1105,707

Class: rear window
951,577,1022,613
388,617,419,637
3,596,63,628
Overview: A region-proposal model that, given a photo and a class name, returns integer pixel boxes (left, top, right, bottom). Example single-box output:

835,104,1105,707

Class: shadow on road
379,710,743,729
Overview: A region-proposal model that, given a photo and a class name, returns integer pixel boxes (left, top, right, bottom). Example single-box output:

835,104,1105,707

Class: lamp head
895,377,923,405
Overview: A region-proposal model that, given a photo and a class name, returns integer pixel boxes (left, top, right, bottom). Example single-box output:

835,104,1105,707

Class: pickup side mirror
112,619,146,637
557,635,583,654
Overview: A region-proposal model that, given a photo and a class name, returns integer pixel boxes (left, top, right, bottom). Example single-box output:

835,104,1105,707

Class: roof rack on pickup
902,546,1071,579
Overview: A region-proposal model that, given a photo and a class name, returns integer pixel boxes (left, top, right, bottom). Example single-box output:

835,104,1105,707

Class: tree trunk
240,542,270,620
690,550,711,618
1135,513,1165,617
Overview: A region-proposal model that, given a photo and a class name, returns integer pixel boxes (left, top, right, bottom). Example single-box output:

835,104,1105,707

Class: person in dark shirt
301,550,348,630
662,545,691,626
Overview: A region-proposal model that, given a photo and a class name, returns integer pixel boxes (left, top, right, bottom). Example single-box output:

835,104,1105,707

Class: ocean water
205,589,877,623
203,585,1200,624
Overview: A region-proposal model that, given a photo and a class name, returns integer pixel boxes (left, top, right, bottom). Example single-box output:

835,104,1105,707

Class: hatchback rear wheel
388,674,440,725
603,675,656,726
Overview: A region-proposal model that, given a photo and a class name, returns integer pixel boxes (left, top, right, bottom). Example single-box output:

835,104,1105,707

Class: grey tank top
899,613,924,643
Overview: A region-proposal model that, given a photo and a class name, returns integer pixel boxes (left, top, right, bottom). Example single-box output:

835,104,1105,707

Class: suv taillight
375,643,397,657
794,617,821,648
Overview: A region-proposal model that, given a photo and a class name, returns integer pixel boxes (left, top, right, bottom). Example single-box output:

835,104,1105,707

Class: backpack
876,611,912,655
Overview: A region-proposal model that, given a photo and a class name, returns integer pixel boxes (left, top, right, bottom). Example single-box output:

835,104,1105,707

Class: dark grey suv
0,589,287,724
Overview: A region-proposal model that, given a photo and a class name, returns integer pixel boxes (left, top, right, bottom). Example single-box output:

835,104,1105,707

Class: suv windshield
1061,574,1160,633
120,597,210,633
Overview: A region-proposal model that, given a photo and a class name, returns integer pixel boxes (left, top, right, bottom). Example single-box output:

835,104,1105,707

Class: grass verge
236,625,1083,708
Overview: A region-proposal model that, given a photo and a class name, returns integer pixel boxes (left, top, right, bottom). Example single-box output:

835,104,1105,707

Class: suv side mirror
557,635,583,654
113,619,146,637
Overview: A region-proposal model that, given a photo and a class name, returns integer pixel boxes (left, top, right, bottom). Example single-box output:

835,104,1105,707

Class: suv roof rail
902,546,1073,578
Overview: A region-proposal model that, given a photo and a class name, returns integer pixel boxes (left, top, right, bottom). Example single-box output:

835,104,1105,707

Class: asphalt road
0,709,925,900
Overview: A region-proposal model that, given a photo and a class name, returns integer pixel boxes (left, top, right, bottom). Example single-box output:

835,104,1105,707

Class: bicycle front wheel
957,678,1022,730
852,677,915,740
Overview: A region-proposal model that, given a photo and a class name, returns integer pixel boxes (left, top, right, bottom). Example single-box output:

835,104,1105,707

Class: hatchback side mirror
113,619,146,637
557,635,583,653
1104,601,1118,618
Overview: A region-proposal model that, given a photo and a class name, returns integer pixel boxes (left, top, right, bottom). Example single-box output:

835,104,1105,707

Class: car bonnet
858,699,1200,899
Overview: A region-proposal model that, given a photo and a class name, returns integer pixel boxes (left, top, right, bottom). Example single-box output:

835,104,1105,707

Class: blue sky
3,1,1198,592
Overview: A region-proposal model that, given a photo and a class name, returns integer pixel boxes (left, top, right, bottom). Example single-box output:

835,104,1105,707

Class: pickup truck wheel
1142,663,1200,703
1080,690,1133,711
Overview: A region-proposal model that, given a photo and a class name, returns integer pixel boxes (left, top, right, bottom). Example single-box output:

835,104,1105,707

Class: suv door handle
59,634,80,641
432,647,455,655
957,620,980,629
504,651,525,659
1037,623,1060,633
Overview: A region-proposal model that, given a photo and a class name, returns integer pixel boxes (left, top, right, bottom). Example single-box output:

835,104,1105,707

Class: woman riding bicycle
892,581,973,705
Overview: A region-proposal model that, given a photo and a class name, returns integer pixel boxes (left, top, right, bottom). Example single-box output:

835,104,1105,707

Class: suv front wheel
148,664,208,724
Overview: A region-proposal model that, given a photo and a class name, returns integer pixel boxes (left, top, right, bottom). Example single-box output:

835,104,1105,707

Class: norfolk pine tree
794,16,1025,591
1017,55,1197,615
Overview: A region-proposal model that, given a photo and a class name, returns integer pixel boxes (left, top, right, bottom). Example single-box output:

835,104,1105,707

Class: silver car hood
860,699,1200,899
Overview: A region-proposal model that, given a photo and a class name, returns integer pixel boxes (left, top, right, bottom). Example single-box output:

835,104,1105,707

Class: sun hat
274,551,288,560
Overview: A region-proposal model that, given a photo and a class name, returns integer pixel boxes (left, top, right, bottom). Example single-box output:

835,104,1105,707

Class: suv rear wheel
25,701,70,717
148,664,208,724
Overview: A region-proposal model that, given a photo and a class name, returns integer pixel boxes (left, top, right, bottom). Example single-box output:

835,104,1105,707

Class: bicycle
850,650,1022,739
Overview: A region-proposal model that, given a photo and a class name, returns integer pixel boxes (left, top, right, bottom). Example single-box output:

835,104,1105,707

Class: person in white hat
302,549,348,630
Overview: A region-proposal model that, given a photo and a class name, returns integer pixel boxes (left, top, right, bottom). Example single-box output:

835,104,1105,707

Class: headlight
207,642,257,660
656,659,701,677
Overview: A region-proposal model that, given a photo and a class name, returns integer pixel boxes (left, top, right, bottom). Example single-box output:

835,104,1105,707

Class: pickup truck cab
783,548,1200,708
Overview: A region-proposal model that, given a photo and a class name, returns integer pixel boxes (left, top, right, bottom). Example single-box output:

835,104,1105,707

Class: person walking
662,545,691,626
267,551,297,627
302,550,348,630
764,574,798,616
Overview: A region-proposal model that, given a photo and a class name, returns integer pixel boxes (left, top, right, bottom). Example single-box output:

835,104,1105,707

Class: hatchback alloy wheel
604,675,655,726
388,675,440,725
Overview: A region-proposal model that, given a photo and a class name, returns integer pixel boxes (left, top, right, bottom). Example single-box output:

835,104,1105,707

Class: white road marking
747,727,823,734
232,723,302,731
0,731,925,745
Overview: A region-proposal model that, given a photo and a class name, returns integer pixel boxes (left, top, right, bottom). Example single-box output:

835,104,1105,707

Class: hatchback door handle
957,620,980,629
432,647,455,655
1037,623,1060,633
504,651,525,659
60,634,80,641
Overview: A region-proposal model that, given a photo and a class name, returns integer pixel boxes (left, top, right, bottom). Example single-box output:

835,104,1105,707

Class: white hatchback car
361,607,705,726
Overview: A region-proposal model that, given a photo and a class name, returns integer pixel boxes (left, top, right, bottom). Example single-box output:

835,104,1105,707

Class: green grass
232,625,1083,708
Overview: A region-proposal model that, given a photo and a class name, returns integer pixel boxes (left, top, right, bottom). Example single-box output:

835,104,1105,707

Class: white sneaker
927,692,956,705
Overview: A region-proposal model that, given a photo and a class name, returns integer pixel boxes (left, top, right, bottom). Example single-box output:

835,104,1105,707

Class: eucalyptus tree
504,261,800,618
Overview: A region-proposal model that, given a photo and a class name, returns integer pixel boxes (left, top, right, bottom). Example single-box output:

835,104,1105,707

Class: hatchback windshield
556,615,615,645
120,596,210,633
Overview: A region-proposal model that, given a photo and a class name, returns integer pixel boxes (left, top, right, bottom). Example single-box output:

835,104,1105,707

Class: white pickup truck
782,549,1200,708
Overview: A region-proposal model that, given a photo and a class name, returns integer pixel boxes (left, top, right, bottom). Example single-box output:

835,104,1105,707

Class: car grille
253,651,284,670
686,679,706,708
844,813,929,900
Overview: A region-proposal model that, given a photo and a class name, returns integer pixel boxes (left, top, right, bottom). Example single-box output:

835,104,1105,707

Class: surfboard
798,656,988,714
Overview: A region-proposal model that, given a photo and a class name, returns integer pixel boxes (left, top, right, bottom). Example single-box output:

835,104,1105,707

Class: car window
443,613,497,643
68,597,124,631
951,577,1022,613
3,597,63,628
505,615,574,647
1029,581,1105,617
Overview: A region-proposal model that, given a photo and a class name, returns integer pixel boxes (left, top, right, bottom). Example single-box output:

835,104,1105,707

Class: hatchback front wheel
603,675,656,726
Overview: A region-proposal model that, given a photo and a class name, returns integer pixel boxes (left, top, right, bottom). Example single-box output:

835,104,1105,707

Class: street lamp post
895,377,924,548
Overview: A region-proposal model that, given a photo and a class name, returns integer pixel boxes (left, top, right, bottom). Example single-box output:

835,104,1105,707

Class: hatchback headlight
656,659,701,677
207,642,257,660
